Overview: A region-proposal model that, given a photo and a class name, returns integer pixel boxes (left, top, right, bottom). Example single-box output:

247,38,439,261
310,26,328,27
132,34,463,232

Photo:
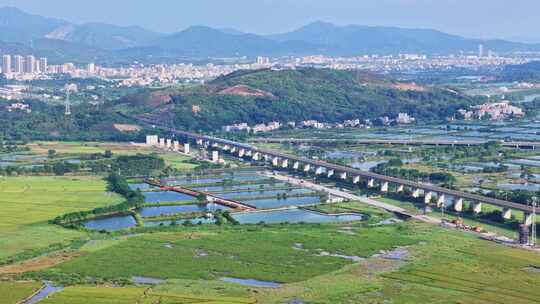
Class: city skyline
1,0,540,43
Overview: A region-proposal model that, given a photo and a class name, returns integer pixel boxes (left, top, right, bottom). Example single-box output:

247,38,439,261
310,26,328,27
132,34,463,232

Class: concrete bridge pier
502,208,512,220
293,161,300,170
159,138,165,148
211,142,219,148
424,191,433,204
454,198,464,212
412,188,421,198
263,154,270,162
340,172,347,180
230,146,237,154
352,176,360,184
396,185,404,193
381,182,389,192
272,157,280,167
238,148,245,158
472,202,482,214
252,152,260,161
222,145,230,151
327,169,335,178
211,151,219,163
196,139,203,146
166,139,172,149
437,195,445,208
315,167,324,175
184,143,190,154
173,140,180,151
304,164,311,172
524,212,534,226
367,178,375,188
245,150,252,157
282,159,289,168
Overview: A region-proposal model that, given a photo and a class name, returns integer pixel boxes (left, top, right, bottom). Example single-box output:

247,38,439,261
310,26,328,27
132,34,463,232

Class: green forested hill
118,68,483,131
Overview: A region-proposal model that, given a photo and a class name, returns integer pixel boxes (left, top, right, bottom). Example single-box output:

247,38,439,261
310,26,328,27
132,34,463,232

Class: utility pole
64,83,77,116
65,89,71,116
531,197,537,247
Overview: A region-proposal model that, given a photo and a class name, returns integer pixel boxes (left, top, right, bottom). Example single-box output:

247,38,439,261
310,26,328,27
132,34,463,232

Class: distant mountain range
0,7,539,63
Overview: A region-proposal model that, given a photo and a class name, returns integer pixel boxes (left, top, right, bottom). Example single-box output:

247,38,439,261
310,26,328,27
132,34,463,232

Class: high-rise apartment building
87,63,95,74
39,57,48,73
2,54,11,74
14,55,24,73
478,44,484,58
25,55,35,73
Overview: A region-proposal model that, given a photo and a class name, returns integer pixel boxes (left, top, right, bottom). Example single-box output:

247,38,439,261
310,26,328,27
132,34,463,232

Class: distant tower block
212,151,219,163
184,143,190,154
146,135,159,146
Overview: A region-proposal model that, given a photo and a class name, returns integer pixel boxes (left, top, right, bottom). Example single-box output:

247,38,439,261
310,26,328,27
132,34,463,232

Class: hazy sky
2,0,539,42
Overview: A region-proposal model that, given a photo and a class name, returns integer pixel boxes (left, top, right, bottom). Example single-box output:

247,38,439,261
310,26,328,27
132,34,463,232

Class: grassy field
28,141,154,155
28,141,198,171
38,222,540,304
379,227,540,304
0,281,42,304
0,176,122,260
49,224,418,283
40,286,146,304
253,223,540,303
0,176,122,229
39,285,256,304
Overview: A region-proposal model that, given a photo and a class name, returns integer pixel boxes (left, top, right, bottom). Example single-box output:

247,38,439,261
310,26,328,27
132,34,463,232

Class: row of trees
51,173,145,228
373,159,457,186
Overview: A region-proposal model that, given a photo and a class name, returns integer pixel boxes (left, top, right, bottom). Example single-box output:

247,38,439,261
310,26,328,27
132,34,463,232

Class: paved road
249,137,540,149
263,171,441,225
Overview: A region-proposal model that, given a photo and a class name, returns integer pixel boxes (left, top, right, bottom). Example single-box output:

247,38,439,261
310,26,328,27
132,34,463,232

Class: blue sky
2,0,539,42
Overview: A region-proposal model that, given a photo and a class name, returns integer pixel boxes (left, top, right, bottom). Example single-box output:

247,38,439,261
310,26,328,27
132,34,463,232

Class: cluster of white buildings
221,115,419,133
222,121,282,133
5,102,31,113
458,101,525,120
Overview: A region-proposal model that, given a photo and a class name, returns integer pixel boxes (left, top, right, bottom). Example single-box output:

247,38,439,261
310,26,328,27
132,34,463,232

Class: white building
146,135,159,146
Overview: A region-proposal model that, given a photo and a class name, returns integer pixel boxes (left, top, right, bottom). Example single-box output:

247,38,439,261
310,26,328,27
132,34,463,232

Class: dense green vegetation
500,61,540,82
373,158,457,186
117,68,483,131
0,98,146,141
